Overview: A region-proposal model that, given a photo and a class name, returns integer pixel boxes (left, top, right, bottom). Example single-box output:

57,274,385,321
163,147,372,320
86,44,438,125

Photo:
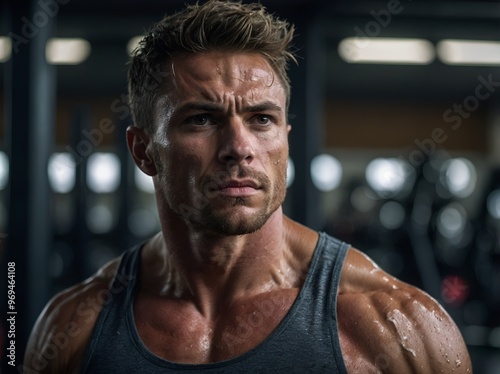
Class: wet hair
127,0,297,132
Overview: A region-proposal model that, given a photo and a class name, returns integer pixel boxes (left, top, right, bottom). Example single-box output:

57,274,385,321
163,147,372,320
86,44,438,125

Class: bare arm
338,248,472,373
23,259,120,374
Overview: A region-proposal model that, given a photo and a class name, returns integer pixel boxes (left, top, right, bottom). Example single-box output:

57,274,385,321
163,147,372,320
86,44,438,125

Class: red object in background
441,275,470,307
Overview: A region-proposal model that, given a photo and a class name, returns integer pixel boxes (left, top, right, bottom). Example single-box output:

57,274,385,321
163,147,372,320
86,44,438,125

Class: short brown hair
127,0,296,132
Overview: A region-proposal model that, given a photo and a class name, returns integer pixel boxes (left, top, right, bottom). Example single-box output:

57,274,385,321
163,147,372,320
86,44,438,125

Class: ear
126,126,157,176
287,124,292,134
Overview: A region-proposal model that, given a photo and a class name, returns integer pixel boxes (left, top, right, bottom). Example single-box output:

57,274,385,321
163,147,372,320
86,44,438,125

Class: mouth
215,179,261,197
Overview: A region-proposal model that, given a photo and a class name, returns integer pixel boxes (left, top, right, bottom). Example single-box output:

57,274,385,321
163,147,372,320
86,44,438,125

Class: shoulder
23,256,123,374
337,247,472,373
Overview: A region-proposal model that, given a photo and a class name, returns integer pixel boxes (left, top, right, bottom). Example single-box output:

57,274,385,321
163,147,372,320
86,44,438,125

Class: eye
187,114,211,126
254,114,272,126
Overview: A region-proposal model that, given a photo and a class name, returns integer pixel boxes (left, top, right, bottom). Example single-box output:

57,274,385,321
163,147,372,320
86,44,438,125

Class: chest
133,289,299,364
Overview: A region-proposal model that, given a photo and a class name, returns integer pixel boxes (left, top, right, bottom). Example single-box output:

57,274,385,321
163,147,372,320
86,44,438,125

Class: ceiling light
0,37,12,62
46,38,91,65
339,37,435,65
438,39,500,66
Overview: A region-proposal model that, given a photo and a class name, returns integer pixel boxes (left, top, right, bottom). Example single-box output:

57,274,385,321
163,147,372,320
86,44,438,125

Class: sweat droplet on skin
386,309,417,358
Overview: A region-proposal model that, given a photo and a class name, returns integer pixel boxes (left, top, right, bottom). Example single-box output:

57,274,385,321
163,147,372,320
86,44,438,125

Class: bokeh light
87,153,121,193
48,153,76,193
310,154,342,191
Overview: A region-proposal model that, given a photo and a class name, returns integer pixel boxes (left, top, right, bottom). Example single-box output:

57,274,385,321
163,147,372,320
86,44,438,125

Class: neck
149,207,296,318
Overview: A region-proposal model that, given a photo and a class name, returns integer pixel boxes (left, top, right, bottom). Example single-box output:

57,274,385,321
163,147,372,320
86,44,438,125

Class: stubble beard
156,156,287,236
197,186,282,236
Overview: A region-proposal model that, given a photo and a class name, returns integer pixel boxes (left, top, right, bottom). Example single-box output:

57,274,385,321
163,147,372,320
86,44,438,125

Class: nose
217,118,255,165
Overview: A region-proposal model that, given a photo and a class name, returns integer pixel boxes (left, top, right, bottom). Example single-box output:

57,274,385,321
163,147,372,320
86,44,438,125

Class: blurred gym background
1,0,500,372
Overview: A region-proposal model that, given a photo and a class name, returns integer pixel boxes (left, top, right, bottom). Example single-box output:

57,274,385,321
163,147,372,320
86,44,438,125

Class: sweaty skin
24,52,472,373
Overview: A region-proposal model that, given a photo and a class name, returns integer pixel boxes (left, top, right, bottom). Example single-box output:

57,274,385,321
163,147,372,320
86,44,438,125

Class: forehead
166,52,285,102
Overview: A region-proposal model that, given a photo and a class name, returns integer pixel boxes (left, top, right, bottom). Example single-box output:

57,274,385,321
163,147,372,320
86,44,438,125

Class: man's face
148,51,290,235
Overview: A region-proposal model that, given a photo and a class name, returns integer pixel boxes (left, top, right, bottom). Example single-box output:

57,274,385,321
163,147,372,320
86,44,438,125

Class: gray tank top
81,232,349,373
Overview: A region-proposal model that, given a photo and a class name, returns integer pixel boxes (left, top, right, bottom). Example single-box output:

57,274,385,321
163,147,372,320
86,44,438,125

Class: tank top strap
115,244,142,301
318,233,350,291
306,233,350,300
316,233,350,372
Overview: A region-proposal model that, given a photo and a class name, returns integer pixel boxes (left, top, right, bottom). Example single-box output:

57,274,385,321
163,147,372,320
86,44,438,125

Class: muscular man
24,1,472,372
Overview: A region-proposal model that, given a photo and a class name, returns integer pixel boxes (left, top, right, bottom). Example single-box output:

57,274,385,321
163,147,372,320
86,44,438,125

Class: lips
200,171,269,198
215,179,261,197
218,179,260,189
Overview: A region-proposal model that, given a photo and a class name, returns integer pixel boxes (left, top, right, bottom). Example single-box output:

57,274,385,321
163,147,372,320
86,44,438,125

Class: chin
196,200,282,236
203,210,270,236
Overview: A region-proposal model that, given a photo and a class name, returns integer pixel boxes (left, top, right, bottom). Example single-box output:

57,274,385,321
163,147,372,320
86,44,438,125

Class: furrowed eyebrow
175,102,224,114
243,101,282,113
173,101,283,116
